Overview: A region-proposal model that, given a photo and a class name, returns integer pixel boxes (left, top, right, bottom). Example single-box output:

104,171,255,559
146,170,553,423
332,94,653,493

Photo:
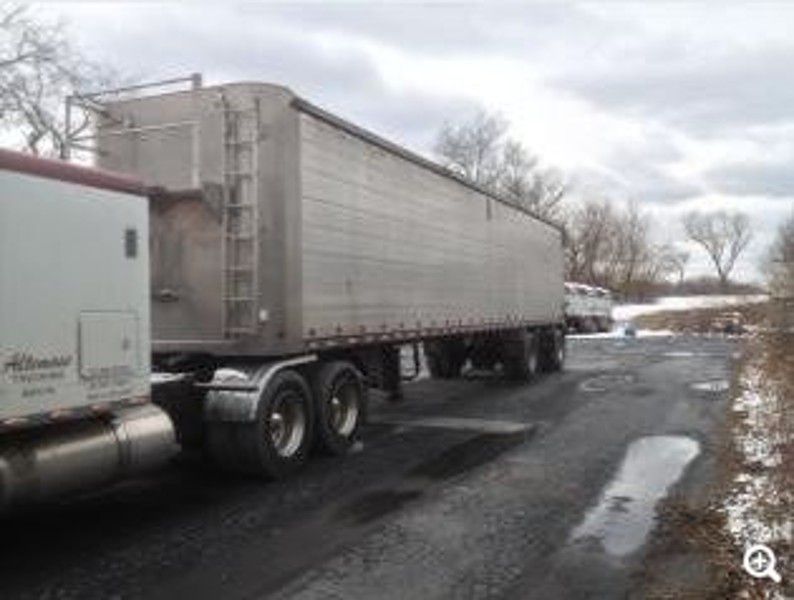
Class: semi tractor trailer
564,283,614,333
0,79,565,509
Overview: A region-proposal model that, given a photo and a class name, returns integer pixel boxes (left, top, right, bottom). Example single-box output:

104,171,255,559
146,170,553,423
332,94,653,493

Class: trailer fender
202,354,317,423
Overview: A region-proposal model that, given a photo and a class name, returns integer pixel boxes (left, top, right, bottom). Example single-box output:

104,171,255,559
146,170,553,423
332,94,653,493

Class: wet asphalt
0,334,736,600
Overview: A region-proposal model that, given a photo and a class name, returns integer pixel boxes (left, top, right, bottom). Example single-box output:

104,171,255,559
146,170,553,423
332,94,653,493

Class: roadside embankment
637,302,793,599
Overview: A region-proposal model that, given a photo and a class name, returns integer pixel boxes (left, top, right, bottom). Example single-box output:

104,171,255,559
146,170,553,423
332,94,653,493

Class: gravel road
0,334,736,599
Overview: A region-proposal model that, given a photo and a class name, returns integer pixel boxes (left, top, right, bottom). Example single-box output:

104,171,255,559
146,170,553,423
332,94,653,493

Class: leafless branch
682,210,753,289
0,3,118,156
434,109,567,219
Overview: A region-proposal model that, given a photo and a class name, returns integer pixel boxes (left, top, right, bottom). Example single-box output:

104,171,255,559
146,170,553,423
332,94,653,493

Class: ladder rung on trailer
221,98,260,338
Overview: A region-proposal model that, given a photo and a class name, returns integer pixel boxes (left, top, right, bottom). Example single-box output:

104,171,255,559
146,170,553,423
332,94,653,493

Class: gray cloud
45,3,794,279
236,4,606,60
554,42,794,136
706,161,794,198
62,5,476,152
572,163,701,206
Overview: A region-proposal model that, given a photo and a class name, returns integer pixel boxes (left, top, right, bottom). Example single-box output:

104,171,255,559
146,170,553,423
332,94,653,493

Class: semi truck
0,79,565,509
564,282,614,333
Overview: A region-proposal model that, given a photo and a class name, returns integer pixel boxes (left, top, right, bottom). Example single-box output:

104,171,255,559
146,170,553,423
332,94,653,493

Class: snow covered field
613,294,768,322
566,327,675,339
568,295,767,339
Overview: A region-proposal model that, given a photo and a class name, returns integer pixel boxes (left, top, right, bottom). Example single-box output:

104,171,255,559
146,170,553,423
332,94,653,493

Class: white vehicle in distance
564,283,614,333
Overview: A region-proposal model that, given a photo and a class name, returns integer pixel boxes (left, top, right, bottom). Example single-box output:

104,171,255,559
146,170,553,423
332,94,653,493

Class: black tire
311,361,367,455
469,336,499,371
425,339,466,379
503,331,540,381
470,354,496,370
540,328,566,372
206,369,314,479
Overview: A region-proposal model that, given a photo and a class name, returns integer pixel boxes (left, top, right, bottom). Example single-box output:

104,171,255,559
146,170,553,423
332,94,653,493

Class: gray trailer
0,79,564,508
89,79,565,478
93,82,563,354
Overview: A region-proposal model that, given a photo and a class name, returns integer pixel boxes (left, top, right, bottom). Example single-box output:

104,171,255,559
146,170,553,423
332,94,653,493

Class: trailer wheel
503,332,539,381
311,361,367,455
206,369,314,478
541,329,566,372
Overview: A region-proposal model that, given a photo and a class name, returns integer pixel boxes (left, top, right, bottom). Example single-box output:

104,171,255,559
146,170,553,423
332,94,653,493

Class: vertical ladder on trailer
221,101,260,338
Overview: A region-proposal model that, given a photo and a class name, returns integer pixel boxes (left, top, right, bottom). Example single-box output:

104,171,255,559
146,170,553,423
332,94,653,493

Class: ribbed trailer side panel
298,113,563,341
92,83,563,357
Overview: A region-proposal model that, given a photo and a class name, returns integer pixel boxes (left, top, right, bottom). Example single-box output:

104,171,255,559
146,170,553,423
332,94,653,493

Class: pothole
569,435,700,557
691,379,730,393
579,373,635,393
336,431,528,525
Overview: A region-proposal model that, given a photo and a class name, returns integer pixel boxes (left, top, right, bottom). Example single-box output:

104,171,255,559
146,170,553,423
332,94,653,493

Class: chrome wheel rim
267,391,307,458
329,376,360,437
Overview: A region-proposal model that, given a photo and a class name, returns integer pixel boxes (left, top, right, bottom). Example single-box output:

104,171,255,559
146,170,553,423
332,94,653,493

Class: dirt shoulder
637,302,793,599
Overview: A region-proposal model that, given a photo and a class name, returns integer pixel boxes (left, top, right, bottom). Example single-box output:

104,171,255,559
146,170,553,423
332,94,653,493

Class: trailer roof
0,148,145,197
291,96,563,234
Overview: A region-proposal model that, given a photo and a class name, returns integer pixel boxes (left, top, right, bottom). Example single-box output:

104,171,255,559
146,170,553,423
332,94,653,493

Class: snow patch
723,365,792,585
691,380,731,393
613,294,768,321
567,328,675,340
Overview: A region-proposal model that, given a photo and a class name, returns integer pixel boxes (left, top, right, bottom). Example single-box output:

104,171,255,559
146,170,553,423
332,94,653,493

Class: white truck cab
0,150,175,508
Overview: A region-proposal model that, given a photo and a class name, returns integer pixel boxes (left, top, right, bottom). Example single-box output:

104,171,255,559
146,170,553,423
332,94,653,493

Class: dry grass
633,301,771,333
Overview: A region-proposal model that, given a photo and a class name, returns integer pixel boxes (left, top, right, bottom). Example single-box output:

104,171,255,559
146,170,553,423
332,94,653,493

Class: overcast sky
48,2,794,282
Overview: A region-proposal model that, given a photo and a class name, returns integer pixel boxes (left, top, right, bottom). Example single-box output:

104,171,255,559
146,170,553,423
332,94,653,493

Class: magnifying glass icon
743,544,782,583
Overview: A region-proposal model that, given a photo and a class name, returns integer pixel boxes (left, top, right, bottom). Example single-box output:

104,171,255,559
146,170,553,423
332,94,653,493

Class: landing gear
425,338,467,379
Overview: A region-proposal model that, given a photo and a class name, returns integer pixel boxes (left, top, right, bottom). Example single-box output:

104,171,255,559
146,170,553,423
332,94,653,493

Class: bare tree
666,250,690,285
764,210,794,298
498,140,565,219
609,201,651,292
435,110,507,188
435,110,566,219
562,197,683,298
0,4,114,156
561,198,616,285
498,139,537,204
682,210,753,289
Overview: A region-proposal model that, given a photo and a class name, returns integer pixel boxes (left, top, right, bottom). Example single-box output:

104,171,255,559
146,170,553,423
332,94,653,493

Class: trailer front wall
96,85,302,355
298,113,564,341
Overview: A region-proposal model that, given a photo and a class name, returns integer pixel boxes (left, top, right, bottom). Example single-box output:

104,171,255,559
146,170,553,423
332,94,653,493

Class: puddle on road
570,435,700,557
691,380,730,393
579,373,635,393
